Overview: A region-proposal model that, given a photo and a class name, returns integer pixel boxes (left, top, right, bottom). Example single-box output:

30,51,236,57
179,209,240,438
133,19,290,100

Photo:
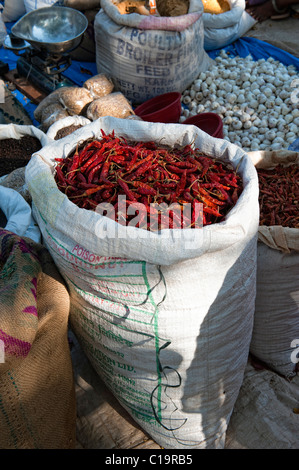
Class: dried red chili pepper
118,179,138,202
54,131,243,230
257,164,299,229
128,181,157,196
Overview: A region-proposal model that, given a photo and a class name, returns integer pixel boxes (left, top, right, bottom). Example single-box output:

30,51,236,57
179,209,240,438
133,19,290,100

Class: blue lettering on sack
129,28,181,50
116,39,174,66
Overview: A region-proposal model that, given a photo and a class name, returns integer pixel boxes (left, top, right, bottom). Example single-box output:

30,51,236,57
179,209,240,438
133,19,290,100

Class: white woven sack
46,115,91,141
203,0,255,50
0,123,50,174
2,0,26,22
26,116,259,449
0,123,50,212
0,12,6,47
203,0,245,28
0,123,49,144
248,150,299,379
0,186,41,243
0,123,50,170
23,0,57,12
94,0,213,104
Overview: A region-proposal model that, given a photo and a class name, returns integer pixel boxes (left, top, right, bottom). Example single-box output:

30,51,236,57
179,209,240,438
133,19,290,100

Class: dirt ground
245,15,299,58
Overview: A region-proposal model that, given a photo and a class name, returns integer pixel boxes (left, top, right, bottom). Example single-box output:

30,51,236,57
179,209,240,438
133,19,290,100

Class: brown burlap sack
0,229,76,449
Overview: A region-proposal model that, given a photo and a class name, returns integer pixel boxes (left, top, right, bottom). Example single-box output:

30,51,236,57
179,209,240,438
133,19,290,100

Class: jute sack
94,0,213,104
25,116,259,449
248,150,299,380
0,230,76,449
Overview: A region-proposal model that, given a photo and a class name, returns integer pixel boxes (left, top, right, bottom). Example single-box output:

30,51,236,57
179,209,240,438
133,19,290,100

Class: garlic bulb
181,50,299,152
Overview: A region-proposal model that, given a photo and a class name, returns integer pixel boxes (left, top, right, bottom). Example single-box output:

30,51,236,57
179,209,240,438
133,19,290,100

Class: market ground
245,15,299,58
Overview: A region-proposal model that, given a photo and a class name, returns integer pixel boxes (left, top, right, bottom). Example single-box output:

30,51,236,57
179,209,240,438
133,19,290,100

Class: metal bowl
11,6,88,55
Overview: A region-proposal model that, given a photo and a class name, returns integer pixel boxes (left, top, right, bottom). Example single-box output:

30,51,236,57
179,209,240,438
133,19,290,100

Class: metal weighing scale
4,6,88,99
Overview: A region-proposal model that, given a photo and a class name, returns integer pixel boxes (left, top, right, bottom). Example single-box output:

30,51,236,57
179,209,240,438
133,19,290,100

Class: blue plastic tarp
209,36,299,71
288,137,299,151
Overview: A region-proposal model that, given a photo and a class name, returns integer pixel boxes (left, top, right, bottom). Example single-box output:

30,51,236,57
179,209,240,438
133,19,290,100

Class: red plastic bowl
134,92,181,123
182,112,224,138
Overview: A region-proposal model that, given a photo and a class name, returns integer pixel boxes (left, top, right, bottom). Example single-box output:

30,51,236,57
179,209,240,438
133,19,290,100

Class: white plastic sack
0,123,50,206
0,186,40,243
46,115,91,140
248,150,299,380
203,0,256,51
23,0,57,12
0,11,7,47
0,123,49,147
0,123,50,178
237,11,257,40
94,0,213,104
0,123,50,174
2,0,26,22
25,116,259,449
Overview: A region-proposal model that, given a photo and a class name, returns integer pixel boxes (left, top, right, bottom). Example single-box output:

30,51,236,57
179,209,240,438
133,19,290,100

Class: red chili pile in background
54,130,243,230
258,164,299,229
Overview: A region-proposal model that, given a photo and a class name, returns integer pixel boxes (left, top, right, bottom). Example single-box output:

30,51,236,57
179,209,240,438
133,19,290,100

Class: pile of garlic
180,49,299,151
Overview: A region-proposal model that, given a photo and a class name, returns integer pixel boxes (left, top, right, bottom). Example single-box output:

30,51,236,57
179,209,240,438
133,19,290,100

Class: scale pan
11,6,88,55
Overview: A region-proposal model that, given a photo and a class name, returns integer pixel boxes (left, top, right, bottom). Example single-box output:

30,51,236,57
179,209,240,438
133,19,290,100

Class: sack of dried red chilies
25,116,259,449
258,164,298,230
248,149,299,380
53,129,243,230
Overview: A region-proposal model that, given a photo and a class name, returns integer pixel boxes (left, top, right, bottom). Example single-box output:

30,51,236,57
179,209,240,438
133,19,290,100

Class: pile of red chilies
54,130,243,230
258,164,299,229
